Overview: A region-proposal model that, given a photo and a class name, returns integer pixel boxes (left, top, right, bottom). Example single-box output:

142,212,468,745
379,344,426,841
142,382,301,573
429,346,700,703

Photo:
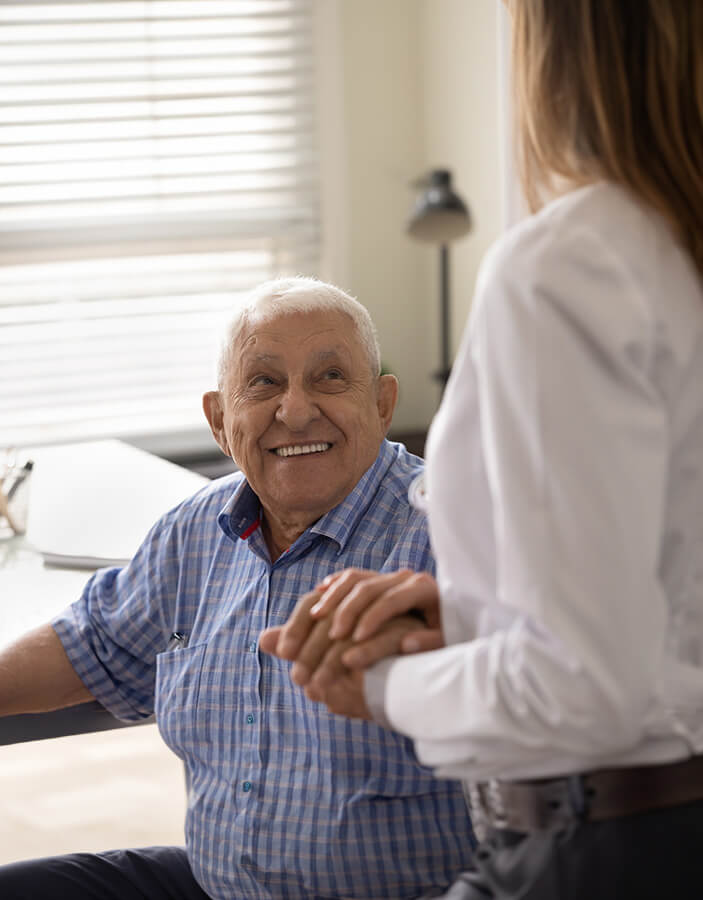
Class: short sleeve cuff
52,610,151,723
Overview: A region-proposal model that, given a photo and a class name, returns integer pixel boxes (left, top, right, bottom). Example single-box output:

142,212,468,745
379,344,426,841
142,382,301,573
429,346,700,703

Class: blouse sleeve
370,221,671,780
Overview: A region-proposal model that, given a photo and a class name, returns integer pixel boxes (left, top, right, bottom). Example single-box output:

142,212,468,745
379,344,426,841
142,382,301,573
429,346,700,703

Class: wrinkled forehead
238,309,355,348
233,308,366,367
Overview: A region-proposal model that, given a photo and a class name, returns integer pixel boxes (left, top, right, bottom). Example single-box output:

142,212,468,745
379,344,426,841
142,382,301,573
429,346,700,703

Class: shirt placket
234,543,270,869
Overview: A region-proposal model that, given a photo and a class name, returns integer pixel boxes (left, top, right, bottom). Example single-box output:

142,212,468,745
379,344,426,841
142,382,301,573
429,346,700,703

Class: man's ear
376,374,399,434
202,391,230,457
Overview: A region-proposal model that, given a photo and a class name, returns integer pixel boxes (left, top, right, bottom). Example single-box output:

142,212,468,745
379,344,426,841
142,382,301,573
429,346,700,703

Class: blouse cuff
364,656,398,730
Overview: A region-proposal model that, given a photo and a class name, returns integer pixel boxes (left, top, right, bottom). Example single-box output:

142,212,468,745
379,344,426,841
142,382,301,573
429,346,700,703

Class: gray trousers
427,796,703,900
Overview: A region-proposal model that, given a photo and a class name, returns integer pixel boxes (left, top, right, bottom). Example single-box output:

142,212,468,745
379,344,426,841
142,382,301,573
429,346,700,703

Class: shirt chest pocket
155,643,210,759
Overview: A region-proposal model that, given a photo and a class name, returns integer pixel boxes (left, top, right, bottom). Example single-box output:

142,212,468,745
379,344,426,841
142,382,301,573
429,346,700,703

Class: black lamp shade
407,169,471,243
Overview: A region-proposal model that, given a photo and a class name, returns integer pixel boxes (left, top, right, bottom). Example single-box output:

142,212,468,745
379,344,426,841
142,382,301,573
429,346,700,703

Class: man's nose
275,382,320,430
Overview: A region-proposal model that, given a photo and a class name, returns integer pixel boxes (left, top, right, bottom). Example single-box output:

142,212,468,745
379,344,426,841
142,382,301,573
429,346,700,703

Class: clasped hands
259,568,443,721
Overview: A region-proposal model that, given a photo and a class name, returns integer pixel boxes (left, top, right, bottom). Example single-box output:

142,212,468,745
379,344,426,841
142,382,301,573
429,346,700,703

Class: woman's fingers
339,615,429,670
347,571,441,641
261,570,442,691
274,568,393,662
310,568,405,628
324,569,417,639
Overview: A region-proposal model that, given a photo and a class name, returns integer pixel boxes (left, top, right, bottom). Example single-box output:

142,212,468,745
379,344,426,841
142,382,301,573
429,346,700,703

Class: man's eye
250,375,275,387
316,369,347,392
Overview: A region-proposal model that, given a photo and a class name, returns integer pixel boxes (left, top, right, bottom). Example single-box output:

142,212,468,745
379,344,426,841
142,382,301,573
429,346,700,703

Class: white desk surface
0,535,90,651
2,439,208,649
0,535,156,745
0,438,206,744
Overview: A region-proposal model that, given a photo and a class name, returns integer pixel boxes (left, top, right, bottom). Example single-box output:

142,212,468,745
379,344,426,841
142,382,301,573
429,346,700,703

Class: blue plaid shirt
53,440,473,899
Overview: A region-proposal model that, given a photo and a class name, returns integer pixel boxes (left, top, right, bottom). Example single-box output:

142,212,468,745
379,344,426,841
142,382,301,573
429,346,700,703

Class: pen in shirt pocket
167,631,189,651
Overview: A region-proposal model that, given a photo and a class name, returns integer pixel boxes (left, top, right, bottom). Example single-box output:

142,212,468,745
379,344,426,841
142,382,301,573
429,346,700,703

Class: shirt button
243,781,252,792
248,642,257,653
246,714,254,724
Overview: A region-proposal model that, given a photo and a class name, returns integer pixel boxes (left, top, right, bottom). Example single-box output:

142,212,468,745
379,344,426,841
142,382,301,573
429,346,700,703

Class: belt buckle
468,776,585,837
466,779,508,841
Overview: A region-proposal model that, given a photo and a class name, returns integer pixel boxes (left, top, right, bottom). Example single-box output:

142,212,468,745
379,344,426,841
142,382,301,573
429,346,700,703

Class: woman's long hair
512,0,703,276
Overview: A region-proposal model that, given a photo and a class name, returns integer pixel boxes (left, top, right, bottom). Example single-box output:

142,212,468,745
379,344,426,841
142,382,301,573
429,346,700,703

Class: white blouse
372,182,703,781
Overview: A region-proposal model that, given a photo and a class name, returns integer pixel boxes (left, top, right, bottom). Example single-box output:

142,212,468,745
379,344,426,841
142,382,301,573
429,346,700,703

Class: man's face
203,309,397,528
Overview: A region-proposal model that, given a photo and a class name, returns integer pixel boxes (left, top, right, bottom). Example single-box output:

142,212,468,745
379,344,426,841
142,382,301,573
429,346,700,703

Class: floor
0,723,187,865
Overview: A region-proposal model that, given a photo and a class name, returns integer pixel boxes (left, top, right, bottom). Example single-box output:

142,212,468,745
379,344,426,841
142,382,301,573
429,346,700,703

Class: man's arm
0,623,94,716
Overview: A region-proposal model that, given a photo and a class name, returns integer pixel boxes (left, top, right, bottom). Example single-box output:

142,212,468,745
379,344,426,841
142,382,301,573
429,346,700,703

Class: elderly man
0,277,473,900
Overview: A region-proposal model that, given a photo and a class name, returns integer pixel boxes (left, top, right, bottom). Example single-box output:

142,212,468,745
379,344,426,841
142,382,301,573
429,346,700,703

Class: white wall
320,0,435,430
420,0,503,353
319,0,503,431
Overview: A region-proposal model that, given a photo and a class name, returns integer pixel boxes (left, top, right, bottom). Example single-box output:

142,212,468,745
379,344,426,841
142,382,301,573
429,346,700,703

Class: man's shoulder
345,442,432,570
356,441,427,537
160,469,246,531
378,441,425,505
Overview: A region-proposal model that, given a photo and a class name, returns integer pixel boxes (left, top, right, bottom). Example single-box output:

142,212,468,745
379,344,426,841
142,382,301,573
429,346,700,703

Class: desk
0,439,208,745
0,535,152,745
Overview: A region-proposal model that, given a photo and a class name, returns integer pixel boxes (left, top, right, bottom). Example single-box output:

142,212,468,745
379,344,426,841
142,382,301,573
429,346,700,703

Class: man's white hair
217,276,382,388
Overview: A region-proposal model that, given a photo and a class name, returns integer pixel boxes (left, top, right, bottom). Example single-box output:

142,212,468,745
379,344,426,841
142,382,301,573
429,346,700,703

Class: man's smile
272,442,333,458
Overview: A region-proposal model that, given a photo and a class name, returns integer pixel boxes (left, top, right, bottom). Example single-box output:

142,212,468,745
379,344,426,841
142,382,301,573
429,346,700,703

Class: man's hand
261,612,438,721
260,610,375,718
309,612,434,688
306,662,371,720
259,583,327,663
259,568,445,721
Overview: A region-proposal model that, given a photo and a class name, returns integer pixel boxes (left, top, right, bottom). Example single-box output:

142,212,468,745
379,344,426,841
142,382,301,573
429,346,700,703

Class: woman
262,2,703,896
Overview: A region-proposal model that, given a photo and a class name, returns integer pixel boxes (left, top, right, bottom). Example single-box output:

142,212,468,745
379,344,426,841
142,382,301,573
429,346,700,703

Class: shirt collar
217,477,262,543
309,439,395,552
217,439,396,552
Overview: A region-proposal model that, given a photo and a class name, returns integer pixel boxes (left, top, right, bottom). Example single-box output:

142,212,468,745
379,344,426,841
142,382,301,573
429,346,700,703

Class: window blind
0,0,320,449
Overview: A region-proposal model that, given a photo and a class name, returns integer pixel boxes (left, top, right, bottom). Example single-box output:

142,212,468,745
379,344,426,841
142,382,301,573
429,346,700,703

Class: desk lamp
407,168,472,392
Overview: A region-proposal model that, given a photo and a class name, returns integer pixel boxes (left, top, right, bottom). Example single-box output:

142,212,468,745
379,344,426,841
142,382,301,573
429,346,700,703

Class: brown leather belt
467,755,703,838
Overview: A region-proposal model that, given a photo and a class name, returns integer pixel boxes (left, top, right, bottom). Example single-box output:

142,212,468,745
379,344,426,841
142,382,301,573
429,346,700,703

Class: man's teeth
274,442,331,458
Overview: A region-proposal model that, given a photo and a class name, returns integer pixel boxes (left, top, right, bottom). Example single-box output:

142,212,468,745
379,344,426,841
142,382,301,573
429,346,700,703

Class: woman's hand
259,567,443,677
312,567,442,651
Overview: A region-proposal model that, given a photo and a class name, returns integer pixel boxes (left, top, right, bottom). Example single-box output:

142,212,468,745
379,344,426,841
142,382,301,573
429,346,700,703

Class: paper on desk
25,440,208,569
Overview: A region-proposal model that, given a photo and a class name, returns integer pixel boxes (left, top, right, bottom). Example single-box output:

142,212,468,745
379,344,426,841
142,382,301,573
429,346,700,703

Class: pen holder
0,457,33,539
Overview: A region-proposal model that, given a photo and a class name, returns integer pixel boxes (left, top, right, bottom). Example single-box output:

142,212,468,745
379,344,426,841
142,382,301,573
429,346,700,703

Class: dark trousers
433,797,703,900
0,846,211,900
3,799,701,900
